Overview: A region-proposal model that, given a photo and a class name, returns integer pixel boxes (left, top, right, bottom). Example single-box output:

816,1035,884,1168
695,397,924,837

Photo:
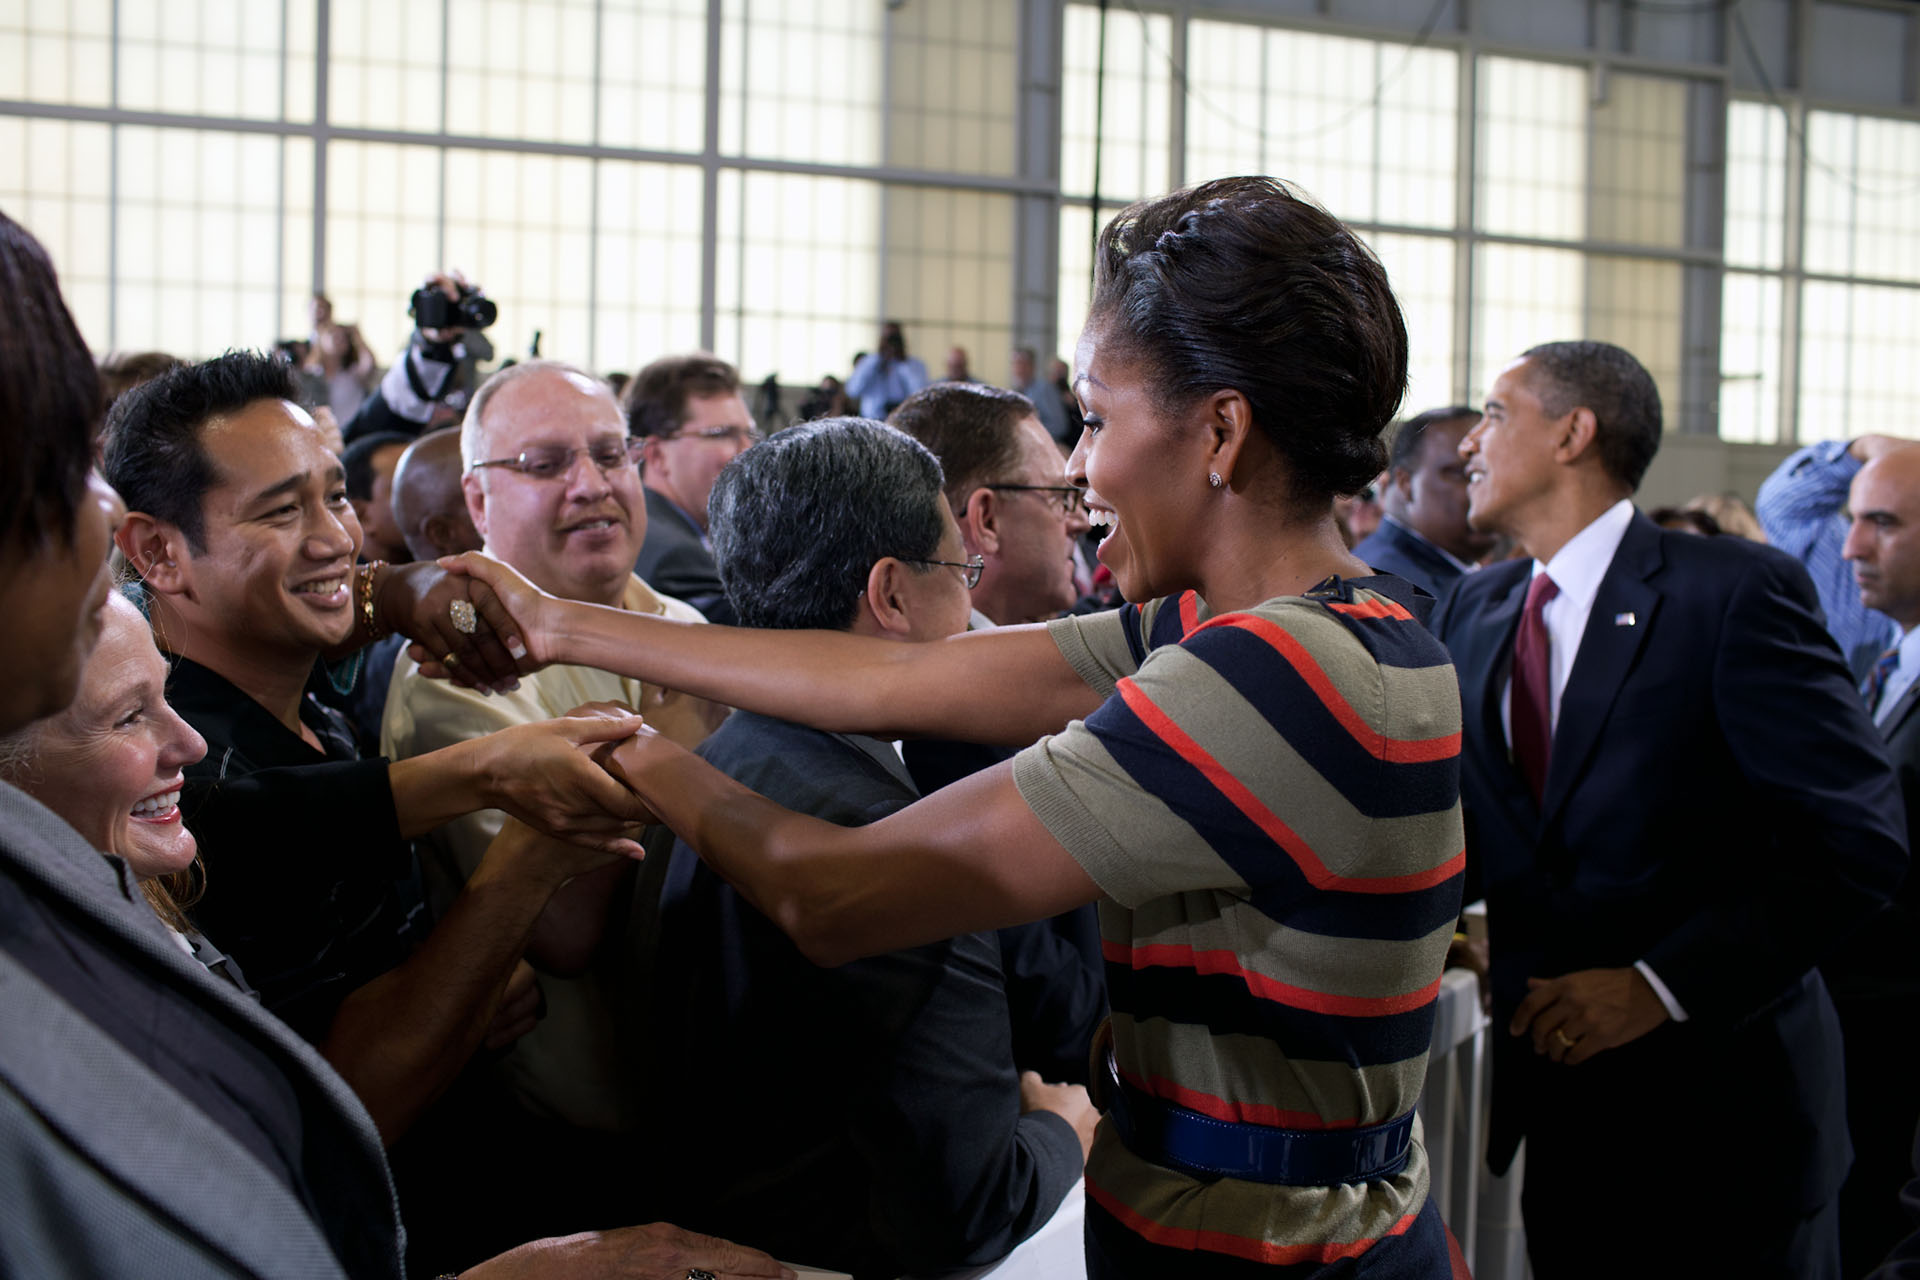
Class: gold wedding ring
449,598,479,635
1551,1028,1576,1050
442,652,461,669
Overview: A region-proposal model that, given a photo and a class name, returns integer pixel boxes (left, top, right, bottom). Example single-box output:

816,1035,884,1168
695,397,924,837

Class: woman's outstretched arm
604,728,1102,965
441,552,1108,746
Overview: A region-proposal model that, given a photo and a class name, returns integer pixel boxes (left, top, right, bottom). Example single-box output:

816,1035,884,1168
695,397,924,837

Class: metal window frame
5,0,1920,442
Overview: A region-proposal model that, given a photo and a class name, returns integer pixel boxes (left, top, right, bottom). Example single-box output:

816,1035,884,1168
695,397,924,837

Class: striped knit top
1011,578,1465,1268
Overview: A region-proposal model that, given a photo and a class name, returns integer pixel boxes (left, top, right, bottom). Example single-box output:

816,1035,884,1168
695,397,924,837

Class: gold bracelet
357,559,390,639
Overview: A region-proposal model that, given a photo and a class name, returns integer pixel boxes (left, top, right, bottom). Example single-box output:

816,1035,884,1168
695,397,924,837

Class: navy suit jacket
634,486,735,625
1432,512,1906,1206
640,711,1081,1280
1829,678,1920,1002
1352,517,1466,602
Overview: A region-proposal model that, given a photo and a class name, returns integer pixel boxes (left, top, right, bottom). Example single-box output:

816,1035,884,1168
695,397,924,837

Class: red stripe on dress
1101,938,1442,1017
1179,590,1202,637
1325,595,1416,622
1113,678,1465,893
1114,1064,1354,1129
1087,1177,1422,1265
1185,612,1460,764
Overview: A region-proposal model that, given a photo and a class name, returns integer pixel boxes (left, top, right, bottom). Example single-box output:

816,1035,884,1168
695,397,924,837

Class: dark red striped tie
1511,572,1560,804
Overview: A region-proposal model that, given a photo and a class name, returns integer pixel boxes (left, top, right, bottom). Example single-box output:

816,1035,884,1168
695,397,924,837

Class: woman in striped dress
453,175,1465,1277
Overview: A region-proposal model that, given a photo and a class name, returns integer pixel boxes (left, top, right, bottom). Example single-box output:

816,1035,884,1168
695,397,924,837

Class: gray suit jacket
0,781,402,1279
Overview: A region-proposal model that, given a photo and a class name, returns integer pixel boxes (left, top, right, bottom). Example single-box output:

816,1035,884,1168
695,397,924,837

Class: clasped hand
482,706,659,858
380,558,528,693
1508,966,1670,1066
406,552,559,690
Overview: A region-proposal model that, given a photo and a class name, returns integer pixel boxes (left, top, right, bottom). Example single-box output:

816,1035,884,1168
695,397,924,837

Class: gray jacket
0,781,402,1278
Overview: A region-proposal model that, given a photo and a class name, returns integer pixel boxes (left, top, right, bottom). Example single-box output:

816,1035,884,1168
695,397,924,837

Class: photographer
343,270,497,446
845,319,927,419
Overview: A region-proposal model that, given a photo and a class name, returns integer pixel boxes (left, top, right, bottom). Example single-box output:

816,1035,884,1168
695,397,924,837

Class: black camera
410,283,497,331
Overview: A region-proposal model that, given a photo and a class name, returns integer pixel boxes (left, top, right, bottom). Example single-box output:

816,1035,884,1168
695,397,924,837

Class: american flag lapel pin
1614,611,1636,627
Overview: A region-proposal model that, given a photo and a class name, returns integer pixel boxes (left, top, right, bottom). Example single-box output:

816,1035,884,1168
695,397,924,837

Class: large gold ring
1551,1028,1577,1050
449,598,479,635
442,652,461,670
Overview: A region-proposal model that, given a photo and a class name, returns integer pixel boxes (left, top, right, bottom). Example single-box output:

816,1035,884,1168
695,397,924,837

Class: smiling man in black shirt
102,353,655,1148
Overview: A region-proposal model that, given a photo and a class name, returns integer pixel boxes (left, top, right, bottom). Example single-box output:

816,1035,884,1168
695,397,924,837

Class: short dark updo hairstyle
0,210,102,552
1088,176,1407,502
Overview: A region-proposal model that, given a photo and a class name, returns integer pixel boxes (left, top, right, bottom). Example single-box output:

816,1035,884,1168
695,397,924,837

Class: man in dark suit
623,352,761,624
641,418,1093,1279
1431,340,1905,1279
1832,443,1920,1273
1352,405,1497,600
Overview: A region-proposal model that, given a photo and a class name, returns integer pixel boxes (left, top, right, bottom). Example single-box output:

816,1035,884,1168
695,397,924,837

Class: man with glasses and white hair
623,352,763,624
381,358,726,1258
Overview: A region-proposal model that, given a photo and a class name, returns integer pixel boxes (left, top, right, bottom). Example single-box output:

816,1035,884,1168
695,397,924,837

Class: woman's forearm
607,732,1101,965
550,602,1101,746
387,739,486,838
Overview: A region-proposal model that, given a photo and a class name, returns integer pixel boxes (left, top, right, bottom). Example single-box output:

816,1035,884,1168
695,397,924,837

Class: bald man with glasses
380,359,727,1257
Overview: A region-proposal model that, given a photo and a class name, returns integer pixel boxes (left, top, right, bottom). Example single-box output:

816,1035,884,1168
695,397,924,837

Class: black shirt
166,654,429,1043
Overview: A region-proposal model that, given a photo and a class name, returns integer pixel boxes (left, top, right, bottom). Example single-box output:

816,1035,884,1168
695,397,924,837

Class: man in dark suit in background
889,381,1107,1083
1432,340,1905,1279
1832,443,1920,1273
623,352,761,624
639,418,1092,1279
1352,405,1497,600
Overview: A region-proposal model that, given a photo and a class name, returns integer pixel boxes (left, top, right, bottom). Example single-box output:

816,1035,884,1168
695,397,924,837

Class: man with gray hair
643,417,1092,1279
381,359,726,1256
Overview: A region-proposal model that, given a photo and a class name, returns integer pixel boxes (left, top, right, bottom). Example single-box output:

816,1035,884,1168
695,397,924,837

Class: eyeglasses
982,483,1085,517
471,439,645,481
658,425,765,448
908,553,985,590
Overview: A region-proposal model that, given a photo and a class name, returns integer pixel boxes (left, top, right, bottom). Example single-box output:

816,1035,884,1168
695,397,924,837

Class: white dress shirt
1873,624,1920,727
1498,498,1689,1021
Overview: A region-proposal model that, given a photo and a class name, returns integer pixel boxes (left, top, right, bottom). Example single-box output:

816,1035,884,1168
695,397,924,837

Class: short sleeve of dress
1044,595,1203,697
1043,607,1141,698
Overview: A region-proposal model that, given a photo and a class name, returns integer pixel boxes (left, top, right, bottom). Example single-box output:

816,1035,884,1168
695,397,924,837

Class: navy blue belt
1106,1064,1415,1187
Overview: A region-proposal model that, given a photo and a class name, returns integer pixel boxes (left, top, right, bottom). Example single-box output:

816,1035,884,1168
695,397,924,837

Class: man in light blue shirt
1009,346,1069,445
1757,437,1901,677
846,320,928,420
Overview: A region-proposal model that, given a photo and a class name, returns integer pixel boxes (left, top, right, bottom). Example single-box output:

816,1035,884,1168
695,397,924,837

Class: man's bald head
1845,443,1920,630
390,427,480,562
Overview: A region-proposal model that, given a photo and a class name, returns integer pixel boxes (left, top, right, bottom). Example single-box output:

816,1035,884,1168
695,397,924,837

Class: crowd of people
2,169,1918,1280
